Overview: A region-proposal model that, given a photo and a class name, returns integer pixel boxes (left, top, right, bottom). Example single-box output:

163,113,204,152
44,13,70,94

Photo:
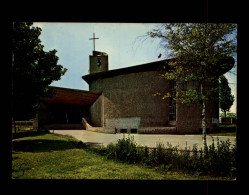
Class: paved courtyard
50,130,236,150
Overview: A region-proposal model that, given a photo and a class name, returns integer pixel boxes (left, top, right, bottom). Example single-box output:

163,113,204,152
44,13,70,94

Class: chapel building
35,50,234,134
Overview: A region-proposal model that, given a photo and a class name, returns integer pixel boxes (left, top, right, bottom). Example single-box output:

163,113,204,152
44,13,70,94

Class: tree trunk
201,83,208,151
224,110,227,132
202,99,208,152
12,31,16,136
13,117,16,135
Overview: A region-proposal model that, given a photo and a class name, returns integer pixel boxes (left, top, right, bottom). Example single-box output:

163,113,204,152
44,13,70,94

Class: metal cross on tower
89,33,99,51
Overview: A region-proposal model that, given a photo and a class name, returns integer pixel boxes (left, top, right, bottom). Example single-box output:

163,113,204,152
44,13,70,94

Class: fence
136,142,232,157
136,145,203,157
220,117,236,125
12,121,34,131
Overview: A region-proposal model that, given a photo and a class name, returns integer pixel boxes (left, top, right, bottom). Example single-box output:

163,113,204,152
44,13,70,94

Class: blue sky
33,23,163,90
33,22,237,113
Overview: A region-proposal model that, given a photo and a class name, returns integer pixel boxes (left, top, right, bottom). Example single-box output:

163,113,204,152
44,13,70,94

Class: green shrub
105,135,139,163
101,135,236,178
106,143,117,160
149,143,167,166
137,146,150,165
200,137,236,177
220,112,236,118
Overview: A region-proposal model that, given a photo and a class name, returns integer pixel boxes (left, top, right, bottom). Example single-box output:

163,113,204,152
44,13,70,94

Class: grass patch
12,131,224,180
207,124,236,137
208,132,236,137
218,124,236,132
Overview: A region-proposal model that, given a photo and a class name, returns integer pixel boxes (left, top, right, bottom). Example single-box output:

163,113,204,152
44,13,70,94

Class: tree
12,22,67,132
220,112,236,118
148,23,236,150
219,75,234,129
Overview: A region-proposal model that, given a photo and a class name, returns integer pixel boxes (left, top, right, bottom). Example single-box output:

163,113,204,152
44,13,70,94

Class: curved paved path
50,130,236,149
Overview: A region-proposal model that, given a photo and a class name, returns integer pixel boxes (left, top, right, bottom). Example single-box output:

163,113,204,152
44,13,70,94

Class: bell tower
89,51,109,74
89,33,108,74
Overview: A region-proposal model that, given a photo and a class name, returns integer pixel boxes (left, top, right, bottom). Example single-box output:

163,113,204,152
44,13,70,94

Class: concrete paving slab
50,130,236,150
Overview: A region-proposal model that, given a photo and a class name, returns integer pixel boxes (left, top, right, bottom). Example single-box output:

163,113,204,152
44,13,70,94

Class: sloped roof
82,57,235,84
82,59,172,84
42,86,100,106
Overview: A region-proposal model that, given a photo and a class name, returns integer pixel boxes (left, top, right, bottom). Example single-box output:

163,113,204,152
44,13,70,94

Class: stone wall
89,71,169,128
176,96,219,134
174,80,219,134
88,70,219,134
89,94,104,126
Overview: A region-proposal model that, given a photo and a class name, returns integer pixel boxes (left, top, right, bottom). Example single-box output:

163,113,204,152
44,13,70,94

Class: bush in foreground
94,135,236,178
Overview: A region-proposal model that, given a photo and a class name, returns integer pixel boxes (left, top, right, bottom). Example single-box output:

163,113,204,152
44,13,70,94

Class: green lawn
12,131,226,180
207,132,236,137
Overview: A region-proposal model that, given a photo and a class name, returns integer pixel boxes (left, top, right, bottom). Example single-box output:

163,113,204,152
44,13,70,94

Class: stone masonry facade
87,70,219,134
89,71,170,128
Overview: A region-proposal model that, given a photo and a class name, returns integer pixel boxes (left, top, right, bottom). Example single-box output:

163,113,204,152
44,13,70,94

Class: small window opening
120,129,127,133
97,57,101,67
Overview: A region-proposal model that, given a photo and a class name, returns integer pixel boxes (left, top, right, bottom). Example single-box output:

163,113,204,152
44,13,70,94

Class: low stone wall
105,117,141,129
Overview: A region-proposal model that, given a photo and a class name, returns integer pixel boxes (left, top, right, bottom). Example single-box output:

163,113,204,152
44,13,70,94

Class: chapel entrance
36,86,100,130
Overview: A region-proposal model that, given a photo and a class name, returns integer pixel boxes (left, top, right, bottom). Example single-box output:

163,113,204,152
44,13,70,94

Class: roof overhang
41,86,100,107
82,59,173,84
82,57,235,84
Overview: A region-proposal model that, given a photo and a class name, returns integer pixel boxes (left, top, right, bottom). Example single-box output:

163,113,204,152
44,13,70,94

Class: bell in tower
88,33,109,74
89,51,109,74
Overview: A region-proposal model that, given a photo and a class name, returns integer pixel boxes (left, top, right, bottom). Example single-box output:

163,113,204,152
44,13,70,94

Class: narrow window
169,80,176,121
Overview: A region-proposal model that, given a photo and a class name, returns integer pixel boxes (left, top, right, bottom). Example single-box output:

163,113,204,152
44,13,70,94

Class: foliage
202,137,236,177
105,135,140,163
12,22,67,120
148,23,236,150
220,112,236,118
148,23,236,104
101,135,236,178
219,75,235,114
13,120,33,126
